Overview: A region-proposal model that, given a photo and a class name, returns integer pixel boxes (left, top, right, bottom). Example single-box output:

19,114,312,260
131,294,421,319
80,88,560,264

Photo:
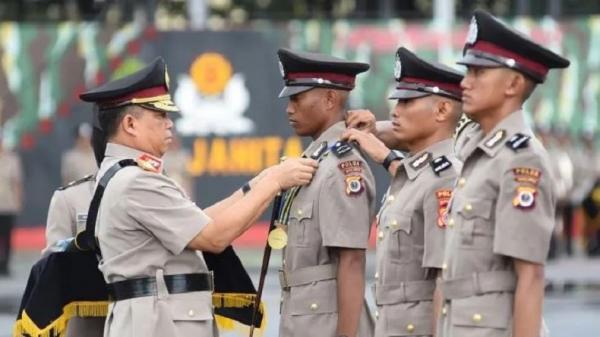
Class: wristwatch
382,150,404,170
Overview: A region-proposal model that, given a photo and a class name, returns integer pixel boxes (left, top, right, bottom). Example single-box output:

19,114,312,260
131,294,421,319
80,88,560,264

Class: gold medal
268,226,288,250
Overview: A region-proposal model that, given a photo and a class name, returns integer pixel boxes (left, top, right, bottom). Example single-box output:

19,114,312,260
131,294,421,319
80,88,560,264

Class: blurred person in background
0,128,23,277
162,134,195,201
577,131,600,256
61,122,97,185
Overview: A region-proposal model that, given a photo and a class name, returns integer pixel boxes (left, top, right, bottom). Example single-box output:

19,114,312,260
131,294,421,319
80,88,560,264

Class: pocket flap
452,293,511,329
289,280,337,315
289,202,313,221
387,211,412,235
457,199,493,220
167,292,213,321
386,302,433,336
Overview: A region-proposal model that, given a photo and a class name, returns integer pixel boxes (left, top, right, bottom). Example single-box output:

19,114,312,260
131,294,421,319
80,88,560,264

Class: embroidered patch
430,156,453,176
436,189,452,228
506,133,531,151
410,152,432,170
332,140,353,158
338,160,363,175
513,186,537,209
513,167,541,185
137,153,162,173
345,176,364,196
484,129,506,148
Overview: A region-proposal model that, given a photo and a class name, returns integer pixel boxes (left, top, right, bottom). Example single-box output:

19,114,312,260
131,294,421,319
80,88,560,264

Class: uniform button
391,219,398,226
458,177,466,187
464,203,473,212
283,260,286,266
378,231,384,240
374,272,379,280
442,306,448,316
442,263,448,270
406,324,415,333
297,209,303,216
310,303,318,311
388,195,395,202
187,309,195,317
472,313,482,322
375,311,379,320
448,218,455,227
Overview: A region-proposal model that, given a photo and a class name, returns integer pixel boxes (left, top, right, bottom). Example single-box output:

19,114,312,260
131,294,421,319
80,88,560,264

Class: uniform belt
279,264,337,289
440,270,516,300
108,272,214,301
373,280,436,305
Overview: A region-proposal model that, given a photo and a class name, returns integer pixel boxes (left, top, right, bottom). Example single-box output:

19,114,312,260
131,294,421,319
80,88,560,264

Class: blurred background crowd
1,1,600,336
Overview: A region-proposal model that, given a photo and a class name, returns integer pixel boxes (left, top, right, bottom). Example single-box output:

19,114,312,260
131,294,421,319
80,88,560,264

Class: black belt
108,273,214,301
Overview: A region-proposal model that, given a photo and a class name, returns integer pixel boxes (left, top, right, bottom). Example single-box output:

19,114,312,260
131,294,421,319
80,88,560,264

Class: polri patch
436,189,452,228
513,185,537,209
345,176,364,196
338,160,363,175
513,167,541,185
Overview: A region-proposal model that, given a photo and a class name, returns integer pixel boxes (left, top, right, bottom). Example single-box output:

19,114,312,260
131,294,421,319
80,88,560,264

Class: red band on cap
401,77,462,95
470,41,549,77
105,85,168,105
286,72,356,86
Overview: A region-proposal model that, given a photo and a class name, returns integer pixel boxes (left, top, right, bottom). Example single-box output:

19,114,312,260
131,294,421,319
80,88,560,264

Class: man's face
286,89,328,137
390,96,437,146
133,108,174,157
460,66,510,119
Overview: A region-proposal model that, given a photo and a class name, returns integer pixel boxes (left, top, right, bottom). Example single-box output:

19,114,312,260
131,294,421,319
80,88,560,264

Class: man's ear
505,71,526,99
121,110,140,137
433,98,452,123
325,89,337,110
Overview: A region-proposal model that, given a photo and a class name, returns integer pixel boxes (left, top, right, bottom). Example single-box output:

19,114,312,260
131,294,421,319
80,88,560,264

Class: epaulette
57,174,94,191
136,153,162,173
331,140,353,158
430,155,453,176
505,133,531,152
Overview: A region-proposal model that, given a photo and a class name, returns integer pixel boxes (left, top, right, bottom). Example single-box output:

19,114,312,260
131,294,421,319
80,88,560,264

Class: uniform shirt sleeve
493,150,555,264
421,175,454,269
43,190,76,255
318,156,375,249
125,172,211,255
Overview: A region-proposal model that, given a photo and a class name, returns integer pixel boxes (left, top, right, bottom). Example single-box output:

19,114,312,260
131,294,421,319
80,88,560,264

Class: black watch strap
241,182,251,194
382,150,404,170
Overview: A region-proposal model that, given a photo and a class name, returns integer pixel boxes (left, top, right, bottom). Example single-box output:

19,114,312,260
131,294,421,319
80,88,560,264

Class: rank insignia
506,133,531,151
436,189,452,228
338,160,363,175
484,129,506,148
332,140,353,158
513,186,537,209
513,167,541,185
430,156,452,176
410,152,432,170
136,153,162,173
345,176,364,196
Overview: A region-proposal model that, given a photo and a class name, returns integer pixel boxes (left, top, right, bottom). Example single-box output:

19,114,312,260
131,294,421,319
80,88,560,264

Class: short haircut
98,105,142,139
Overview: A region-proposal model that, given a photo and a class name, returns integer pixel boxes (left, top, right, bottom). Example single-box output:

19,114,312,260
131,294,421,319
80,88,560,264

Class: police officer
61,122,97,185
438,10,569,337
276,49,375,337
79,57,318,337
342,47,462,337
0,129,22,276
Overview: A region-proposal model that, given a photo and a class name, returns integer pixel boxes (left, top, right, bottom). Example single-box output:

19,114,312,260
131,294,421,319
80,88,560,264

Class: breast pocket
457,199,494,248
288,202,314,247
384,211,413,264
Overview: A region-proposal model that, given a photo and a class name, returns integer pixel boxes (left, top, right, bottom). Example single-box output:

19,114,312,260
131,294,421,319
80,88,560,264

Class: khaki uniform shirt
61,147,97,185
96,143,214,337
279,122,376,337
439,111,555,337
163,149,195,201
0,149,22,214
374,139,458,337
43,175,95,255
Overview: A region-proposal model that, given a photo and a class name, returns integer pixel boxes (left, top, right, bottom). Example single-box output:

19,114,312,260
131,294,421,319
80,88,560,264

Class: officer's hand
345,109,376,134
270,158,319,190
341,128,390,164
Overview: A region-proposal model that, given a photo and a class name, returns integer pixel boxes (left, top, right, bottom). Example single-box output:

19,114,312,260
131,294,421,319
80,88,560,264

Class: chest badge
345,176,364,196
513,186,537,209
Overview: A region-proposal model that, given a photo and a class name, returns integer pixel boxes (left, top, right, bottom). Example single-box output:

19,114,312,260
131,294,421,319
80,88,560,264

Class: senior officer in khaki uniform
275,49,375,337
342,47,462,337
79,57,318,337
437,10,569,337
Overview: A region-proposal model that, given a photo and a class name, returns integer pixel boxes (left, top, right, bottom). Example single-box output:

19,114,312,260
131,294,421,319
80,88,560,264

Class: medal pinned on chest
268,223,288,250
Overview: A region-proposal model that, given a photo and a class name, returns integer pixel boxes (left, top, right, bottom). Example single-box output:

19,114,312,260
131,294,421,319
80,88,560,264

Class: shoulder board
454,114,475,139
430,156,453,176
57,174,94,191
331,140,353,158
136,153,162,173
505,133,531,152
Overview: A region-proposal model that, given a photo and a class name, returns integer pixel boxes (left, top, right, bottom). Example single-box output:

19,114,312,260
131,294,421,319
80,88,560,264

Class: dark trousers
563,204,574,256
0,214,15,274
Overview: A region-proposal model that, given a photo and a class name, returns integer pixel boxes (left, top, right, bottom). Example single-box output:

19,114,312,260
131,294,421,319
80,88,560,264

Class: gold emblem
268,226,288,250
190,52,233,95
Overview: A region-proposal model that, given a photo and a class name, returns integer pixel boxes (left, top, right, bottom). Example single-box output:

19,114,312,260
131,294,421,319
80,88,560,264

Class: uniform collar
402,138,453,180
304,121,345,155
105,142,164,173
476,110,530,157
